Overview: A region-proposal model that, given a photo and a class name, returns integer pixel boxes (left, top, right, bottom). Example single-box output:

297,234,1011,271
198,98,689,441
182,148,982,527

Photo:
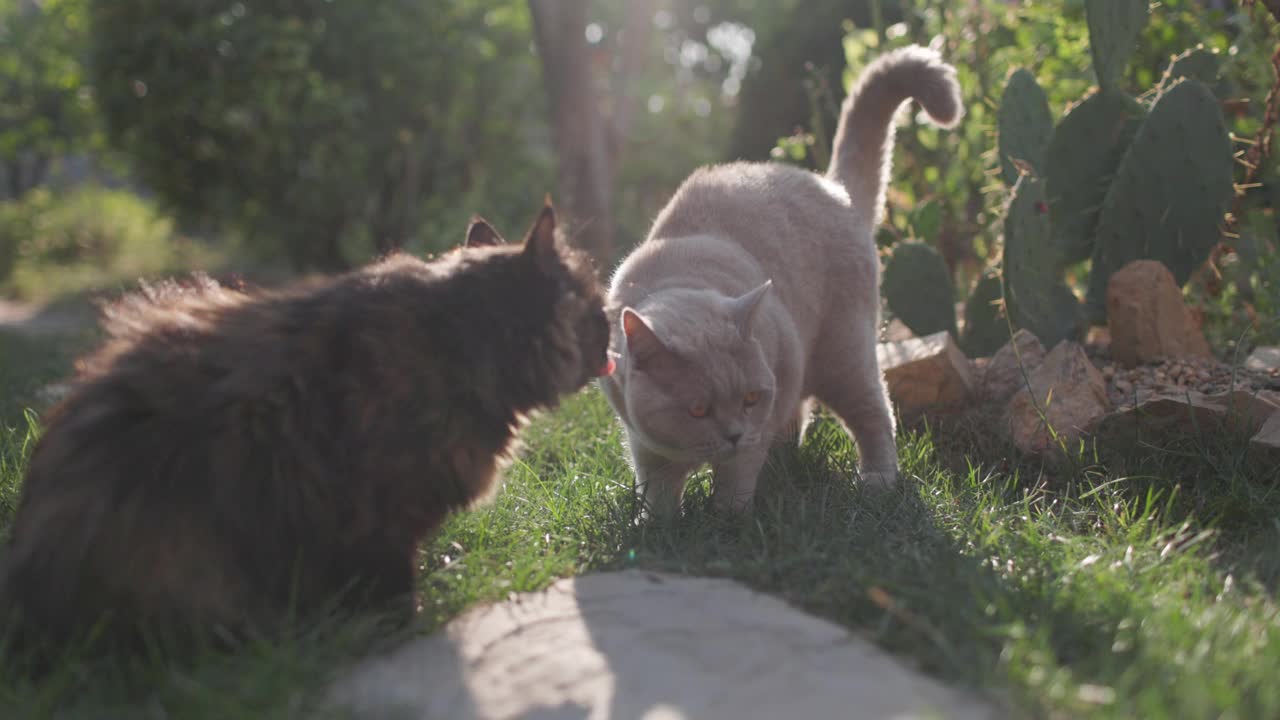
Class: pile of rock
876,259,1280,461
1099,355,1277,408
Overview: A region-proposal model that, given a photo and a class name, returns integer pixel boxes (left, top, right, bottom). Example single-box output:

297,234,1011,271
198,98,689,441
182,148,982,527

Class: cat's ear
730,280,773,336
522,198,559,270
465,215,505,247
622,308,669,368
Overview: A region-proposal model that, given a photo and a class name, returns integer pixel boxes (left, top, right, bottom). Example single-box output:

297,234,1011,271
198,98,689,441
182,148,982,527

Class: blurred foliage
89,0,549,270
721,0,904,163
0,0,1273,347
0,186,219,300
577,1,760,252
4,0,772,278
1197,206,1280,352
0,0,101,197
773,0,1280,356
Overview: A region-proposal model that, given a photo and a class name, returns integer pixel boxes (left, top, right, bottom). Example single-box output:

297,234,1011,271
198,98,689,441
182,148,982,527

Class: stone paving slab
331,570,1000,720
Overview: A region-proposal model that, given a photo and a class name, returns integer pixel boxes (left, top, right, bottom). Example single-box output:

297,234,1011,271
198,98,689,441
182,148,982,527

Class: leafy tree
722,0,903,162
530,0,626,262
0,0,99,198
90,0,545,270
528,0,759,261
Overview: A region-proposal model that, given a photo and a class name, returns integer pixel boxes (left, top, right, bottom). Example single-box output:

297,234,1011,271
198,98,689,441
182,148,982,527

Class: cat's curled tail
826,45,963,226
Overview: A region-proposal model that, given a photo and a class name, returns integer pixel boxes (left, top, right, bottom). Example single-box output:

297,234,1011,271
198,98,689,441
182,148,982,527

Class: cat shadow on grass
575,413,1164,718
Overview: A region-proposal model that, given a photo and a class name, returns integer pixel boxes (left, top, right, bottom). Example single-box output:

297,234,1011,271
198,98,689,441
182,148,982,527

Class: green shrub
0,0,100,196
0,187,218,300
89,0,544,270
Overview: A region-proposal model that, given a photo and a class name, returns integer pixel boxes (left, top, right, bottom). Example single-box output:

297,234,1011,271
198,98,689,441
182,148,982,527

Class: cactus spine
1159,45,1222,92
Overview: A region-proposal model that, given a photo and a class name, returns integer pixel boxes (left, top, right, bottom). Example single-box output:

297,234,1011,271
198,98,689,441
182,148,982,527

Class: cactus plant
960,273,1009,358
1044,90,1146,265
1085,0,1150,92
875,2,1237,358
1003,174,1082,347
1003,175,1057,272
1084,78,1234,320
909,198,941,244
883,241,958,339
997,69,1054,186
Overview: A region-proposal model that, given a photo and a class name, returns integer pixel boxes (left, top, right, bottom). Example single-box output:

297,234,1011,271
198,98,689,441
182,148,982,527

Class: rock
1103,354,1279,407
330,571,997,720
1250,412,1280,462
1086,325,1112,347
882,317,915,342
1005,341,1110,454
877,331,974,421
1090,388,1279,445
1090,392,1220,442
1246,346,1280,374
1106,260,1211,368
978,329,1047,404
1217,389,1280,432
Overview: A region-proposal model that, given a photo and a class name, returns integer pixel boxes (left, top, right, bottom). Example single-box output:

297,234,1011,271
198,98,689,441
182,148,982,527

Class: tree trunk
529,0,614,264
726,2,895,163
609,0,654,160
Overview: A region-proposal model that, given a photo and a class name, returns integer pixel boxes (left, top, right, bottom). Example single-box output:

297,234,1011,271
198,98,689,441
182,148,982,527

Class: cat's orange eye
689,402,710,419
744,391,760,407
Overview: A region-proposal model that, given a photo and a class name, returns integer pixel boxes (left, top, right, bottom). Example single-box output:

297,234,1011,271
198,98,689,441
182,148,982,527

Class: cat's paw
858,468,898,490
637,492,684,522
711,490,756,514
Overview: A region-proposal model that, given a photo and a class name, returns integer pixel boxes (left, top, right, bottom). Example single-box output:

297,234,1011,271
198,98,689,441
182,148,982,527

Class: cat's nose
727,432,742,446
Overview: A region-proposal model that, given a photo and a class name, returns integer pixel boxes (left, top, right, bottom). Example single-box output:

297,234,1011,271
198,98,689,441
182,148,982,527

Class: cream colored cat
600,46,963,514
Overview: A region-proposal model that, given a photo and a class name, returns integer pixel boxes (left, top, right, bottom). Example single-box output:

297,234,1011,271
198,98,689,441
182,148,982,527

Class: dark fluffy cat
0,202,610,658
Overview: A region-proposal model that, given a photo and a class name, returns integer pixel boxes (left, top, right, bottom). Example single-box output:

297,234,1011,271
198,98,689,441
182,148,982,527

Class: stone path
0,298,92,337
331,570,1000,720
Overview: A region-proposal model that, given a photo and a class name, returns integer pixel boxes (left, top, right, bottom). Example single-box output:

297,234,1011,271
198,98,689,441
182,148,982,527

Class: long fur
0,207,609,662
826,45,964,226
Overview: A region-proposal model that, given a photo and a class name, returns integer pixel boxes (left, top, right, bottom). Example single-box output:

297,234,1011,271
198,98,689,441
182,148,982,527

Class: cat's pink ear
522,200,559,269
622,308,668,368
731,280,773,336
465,216,504,247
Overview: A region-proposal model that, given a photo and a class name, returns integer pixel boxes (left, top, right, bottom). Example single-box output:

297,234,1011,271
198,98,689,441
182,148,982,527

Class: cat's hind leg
814,331,899,488
792,397,816,447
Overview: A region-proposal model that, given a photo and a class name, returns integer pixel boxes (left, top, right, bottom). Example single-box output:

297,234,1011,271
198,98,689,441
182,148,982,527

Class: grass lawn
1,324,1279,719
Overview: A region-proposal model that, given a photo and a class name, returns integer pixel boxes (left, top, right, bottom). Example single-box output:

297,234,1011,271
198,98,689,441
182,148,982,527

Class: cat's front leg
814,333,900,490
334,539,418,622
627,435,695,517
711,443,770,513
